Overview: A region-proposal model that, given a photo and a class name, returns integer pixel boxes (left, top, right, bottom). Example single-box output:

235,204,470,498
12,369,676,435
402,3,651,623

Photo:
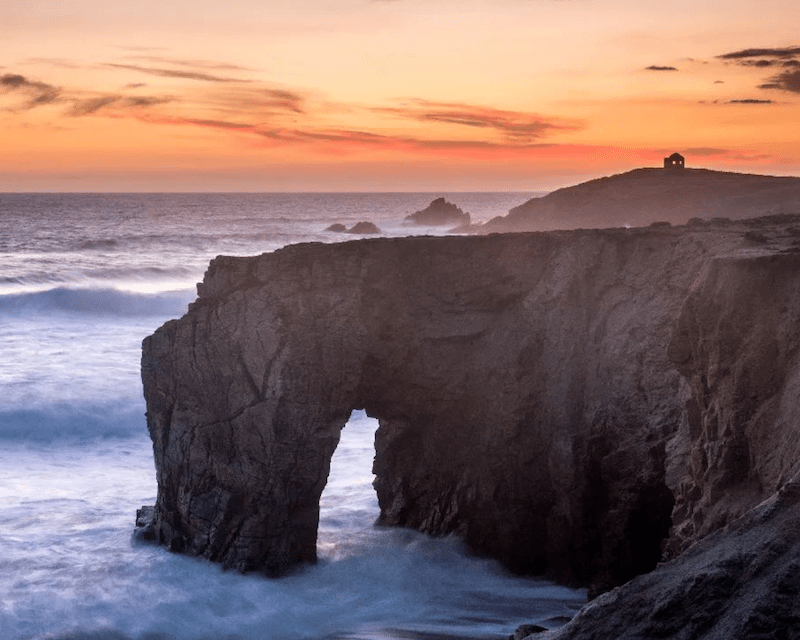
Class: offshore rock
141,215,800,598
404,197,470,226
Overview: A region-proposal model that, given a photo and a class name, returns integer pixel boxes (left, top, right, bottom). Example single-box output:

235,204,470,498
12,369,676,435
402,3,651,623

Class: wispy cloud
68,95,173,116
0,73,61,107
126,56,255,72
645,65,678,71
207,86,306,115
23,57,84,69
374,99,581,142
104,63,252,83
0,71,175,117
2,66,578,157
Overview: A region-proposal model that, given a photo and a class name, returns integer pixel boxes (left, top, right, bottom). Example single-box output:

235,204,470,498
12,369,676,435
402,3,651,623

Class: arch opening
317,409,380,561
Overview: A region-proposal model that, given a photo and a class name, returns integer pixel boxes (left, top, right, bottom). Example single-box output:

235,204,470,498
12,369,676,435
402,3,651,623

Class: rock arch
142,231,712,591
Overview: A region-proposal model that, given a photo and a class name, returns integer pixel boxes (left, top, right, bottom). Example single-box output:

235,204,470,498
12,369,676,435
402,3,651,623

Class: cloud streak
718,46,800,60
374,100,581,141
126,56,255,72
646,65,678,71
104,63,252,83
68,94,173,116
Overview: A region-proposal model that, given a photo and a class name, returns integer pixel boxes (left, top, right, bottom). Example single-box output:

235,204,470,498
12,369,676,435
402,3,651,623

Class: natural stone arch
142,232,699,591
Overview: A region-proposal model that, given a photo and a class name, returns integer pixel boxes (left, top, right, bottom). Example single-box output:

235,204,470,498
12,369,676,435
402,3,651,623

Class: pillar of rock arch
141,229,717,590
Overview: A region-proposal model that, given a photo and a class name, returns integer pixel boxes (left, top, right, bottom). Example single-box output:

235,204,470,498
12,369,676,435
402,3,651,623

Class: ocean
0,192,586,640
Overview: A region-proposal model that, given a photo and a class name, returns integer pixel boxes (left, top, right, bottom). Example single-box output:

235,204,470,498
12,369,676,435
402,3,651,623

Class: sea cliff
141,214,800,634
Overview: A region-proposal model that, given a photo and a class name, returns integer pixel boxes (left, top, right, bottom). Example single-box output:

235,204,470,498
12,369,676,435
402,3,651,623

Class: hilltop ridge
468,167,800,232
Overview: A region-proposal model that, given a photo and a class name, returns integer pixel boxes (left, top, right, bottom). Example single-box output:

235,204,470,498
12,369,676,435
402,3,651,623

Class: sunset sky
2,0,799,192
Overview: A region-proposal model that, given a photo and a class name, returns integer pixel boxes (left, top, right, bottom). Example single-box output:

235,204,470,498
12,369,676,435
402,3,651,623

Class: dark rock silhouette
346,221,380,234
325,221,380,234
140,213,800,618
404,197,470,226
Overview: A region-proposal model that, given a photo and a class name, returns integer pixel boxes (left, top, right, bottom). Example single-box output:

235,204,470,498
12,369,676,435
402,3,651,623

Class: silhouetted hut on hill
664,152,685,170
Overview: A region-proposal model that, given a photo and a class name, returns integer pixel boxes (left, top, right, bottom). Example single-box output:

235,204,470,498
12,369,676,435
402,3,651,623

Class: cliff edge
141,215,800,623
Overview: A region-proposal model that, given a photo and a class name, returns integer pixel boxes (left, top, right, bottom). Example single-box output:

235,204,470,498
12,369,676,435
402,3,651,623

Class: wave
0,400,146,442
0,287,196,317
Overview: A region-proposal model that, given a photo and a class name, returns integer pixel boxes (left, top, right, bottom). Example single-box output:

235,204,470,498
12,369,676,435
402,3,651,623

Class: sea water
0,193,585,640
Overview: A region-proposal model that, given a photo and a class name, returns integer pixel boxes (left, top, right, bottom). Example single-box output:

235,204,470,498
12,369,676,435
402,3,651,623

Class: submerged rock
404,197,470,226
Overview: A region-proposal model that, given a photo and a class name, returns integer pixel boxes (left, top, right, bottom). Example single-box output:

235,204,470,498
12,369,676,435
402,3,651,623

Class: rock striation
141,214,800,613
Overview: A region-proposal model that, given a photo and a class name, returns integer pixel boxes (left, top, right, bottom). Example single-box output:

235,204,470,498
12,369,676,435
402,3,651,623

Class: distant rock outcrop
325,221,381,234
346,221,380,234
404,197,470,226
476,168,800,232
140,214,800,620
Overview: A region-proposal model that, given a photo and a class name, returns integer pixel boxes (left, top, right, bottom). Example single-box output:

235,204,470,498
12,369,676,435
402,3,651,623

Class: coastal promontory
141,208,800,634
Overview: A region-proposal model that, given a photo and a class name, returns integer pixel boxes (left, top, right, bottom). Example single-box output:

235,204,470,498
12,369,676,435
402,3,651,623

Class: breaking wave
0,287,196,317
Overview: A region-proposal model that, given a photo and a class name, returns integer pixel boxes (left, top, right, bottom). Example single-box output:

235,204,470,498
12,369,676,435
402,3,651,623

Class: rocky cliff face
533,241,800,638
141,215,800,603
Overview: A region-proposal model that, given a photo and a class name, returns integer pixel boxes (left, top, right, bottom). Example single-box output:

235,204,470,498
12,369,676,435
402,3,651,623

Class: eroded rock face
141,216,800,597
666,250,800,555
522,241,800,639
534,472,800,640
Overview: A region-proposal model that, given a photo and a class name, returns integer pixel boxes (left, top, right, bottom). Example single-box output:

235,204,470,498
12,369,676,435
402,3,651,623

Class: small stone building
664,152,685,170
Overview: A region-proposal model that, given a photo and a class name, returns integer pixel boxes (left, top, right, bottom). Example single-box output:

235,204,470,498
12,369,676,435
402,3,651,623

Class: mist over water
0,192,584,639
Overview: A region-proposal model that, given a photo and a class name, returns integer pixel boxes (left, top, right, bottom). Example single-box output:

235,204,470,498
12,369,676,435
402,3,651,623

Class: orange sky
2,0,799,191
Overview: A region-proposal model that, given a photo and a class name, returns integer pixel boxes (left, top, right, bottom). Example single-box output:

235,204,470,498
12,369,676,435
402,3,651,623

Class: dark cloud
714,80,725,84
758,69,800,93
123,83,147,89
739,59,778,67
374,100,580,141
718,46,800,60
783,60,800,68
0,73,61,107
646,65,678,71
105,63,251,83
728,99,775,104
